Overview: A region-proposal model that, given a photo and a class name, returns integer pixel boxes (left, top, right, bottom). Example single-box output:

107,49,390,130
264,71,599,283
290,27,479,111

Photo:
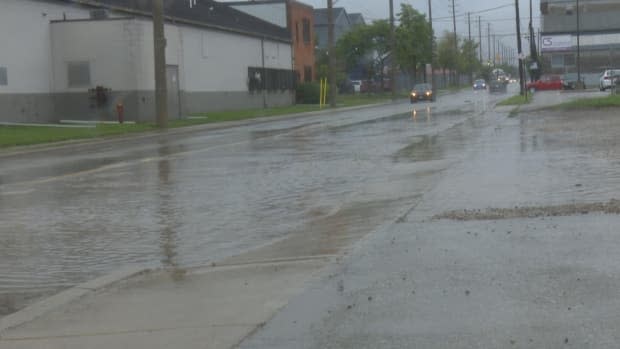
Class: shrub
296,82,321,104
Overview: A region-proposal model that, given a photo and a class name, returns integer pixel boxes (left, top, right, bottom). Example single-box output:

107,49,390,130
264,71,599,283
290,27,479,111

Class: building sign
541,35,573,52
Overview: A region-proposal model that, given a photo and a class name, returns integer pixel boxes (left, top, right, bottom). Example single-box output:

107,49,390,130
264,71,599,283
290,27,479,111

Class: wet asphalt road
239,92,620,349
0,87,509,314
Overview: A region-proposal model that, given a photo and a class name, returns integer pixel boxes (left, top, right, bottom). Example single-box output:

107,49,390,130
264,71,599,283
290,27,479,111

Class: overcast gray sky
222,0,542,57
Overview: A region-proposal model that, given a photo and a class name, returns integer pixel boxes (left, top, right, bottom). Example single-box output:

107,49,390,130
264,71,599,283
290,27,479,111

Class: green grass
0,123,156,148
186,93,399,124
497,94,531,106
551,94,620,110
1,93,401,149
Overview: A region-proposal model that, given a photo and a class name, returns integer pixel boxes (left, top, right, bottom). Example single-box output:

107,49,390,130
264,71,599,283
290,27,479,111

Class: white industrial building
540,0,620,84
0,0,294,123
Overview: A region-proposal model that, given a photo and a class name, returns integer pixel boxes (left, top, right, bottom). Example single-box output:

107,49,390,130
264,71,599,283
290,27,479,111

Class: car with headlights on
473,79,487,90
410,83,434,103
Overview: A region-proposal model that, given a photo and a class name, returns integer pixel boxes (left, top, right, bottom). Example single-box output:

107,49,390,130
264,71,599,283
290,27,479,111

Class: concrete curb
0,266,149,334
0,101,402,158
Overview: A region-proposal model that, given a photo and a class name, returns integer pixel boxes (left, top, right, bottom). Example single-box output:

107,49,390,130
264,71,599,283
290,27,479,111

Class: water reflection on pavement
0,88,502,315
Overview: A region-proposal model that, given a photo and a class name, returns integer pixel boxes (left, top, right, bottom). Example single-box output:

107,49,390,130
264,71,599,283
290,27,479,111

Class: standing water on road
0,91,494,315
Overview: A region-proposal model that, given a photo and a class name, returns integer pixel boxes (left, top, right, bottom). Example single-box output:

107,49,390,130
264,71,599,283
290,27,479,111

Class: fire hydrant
116,103,124,124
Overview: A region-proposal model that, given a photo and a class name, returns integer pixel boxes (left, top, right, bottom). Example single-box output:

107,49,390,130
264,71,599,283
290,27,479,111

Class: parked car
526,75,563,92
410,83,434,103
599,69,620,91
489,79,507,93
473,79,487,90
561,73,586,90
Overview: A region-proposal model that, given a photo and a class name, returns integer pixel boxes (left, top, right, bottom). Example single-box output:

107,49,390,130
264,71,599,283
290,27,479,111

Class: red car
526,75,563,92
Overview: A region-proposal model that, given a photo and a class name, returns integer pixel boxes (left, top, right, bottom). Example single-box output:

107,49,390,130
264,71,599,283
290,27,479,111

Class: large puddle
0,93,494,316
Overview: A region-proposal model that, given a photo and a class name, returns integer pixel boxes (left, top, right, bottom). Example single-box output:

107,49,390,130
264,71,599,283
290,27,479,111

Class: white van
599,69,620,91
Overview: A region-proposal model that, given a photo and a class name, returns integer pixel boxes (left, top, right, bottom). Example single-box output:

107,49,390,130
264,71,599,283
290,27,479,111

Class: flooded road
0,88,505,315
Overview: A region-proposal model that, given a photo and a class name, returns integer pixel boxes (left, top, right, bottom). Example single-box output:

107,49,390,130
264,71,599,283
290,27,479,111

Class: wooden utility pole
327,0,336,107
493,35,496,65
487,23,491,63
390,0,396,99
467,12,471,41
515,0,525,95
153,0,168,128
428,0,436,98
451,0,458,85
467,12,472,83
576,0,581,86
478,16,482,62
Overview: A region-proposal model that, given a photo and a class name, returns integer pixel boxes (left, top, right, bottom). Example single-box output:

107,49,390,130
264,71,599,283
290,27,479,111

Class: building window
67,61,91,87
551,54,565,68
0,67,7,86
296,22,300,44
302,18,311,44
304,66,312,82
248,67,295,92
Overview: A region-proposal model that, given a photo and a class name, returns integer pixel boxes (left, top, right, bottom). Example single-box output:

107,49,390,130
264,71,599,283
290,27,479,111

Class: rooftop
314,7,347,26
54,0,291,42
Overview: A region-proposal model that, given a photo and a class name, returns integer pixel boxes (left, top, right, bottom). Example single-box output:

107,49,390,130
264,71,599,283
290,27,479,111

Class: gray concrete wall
0,89,294,124
0,94,55,123
183,91,294,113
52,91,142,123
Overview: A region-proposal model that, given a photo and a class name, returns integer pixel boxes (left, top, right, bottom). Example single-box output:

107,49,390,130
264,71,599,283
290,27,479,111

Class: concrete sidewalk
0,258,329,349
240,215,620,348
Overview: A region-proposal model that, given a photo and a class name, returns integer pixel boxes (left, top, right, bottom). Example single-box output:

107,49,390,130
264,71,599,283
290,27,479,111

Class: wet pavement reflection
0,88,506,315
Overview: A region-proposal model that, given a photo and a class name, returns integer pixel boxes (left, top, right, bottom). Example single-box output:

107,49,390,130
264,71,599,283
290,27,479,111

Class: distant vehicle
410,83,434,103
496,75,509,84
561,73,585,90
473,79,487,90
599,69,620,91
360,80,374,93
489,79,507,93
526,75,563,92
360,79,391,93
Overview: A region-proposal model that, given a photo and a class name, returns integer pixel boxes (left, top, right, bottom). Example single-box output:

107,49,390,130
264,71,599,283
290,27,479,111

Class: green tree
437,31,459,86
335,20,391,91
367,20,391,90
335,24,373,74
458,39,480,84
394,4,432,83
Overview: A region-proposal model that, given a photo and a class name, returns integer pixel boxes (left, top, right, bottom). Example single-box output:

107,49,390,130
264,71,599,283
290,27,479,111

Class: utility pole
153,0,168,128
487,23,491,63
478,16,482,62
428,0,436,98
576,0,581,87
389,0,396,99
515,0,525,95
327,0,336,107
451,0,458,86
468,12,471,41
467,12,472,83
493,35,496,65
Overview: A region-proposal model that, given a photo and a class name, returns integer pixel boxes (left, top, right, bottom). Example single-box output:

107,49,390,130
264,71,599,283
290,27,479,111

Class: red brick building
228,0,316,82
